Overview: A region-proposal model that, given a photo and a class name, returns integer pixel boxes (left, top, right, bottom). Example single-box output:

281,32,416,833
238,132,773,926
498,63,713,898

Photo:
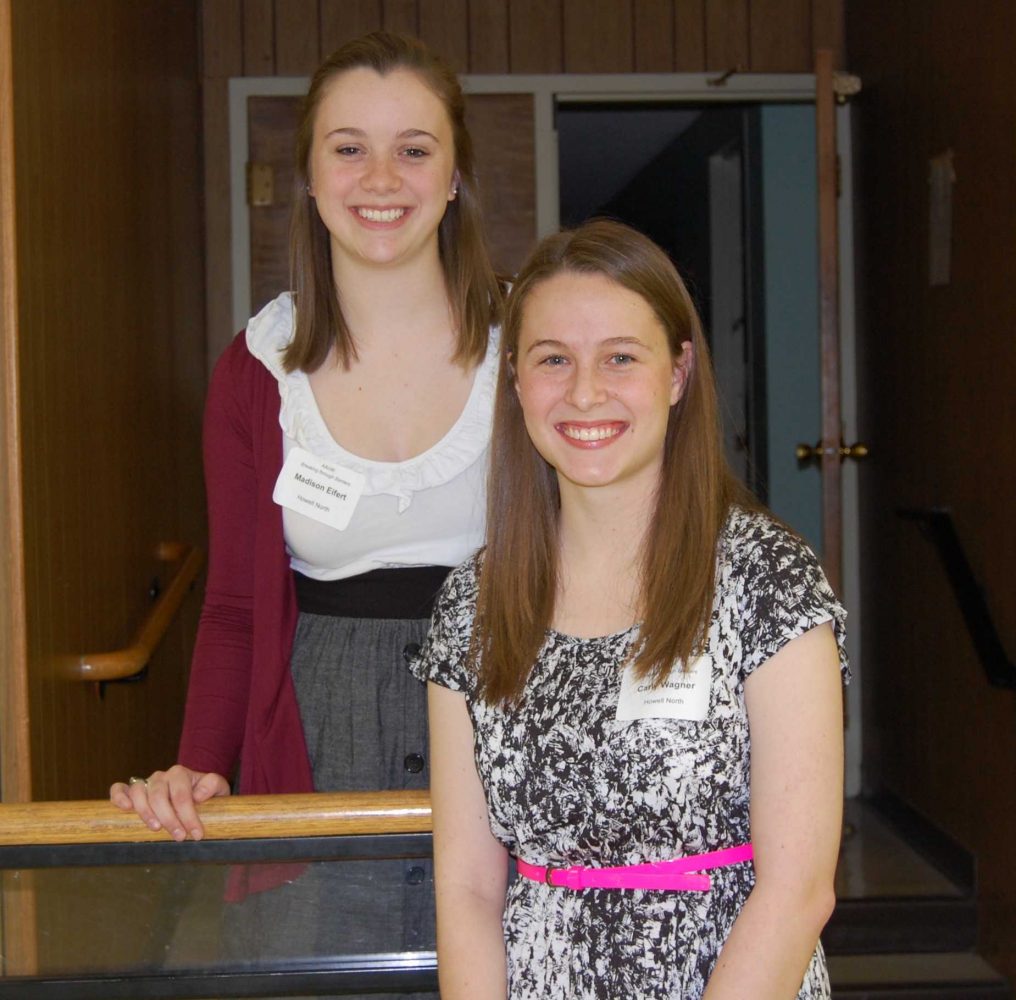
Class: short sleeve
728,511,849,683
410,554,482,694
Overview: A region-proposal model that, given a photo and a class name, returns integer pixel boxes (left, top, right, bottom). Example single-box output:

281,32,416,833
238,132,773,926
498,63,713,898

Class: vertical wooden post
0,0,31,806
815,47,842,594
1,2,38,976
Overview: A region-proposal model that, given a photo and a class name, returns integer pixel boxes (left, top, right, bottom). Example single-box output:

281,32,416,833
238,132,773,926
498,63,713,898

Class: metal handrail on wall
898,507,1016,690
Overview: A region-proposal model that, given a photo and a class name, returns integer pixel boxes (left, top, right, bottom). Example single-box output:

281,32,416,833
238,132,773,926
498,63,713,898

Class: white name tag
615,655,713,722
273,446,365,532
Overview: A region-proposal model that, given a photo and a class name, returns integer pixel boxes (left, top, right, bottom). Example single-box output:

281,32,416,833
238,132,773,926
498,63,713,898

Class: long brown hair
284,31,501,373
474,220,758,705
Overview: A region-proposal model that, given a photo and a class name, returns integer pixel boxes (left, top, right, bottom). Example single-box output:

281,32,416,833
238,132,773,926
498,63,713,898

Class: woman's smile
555,420,629,446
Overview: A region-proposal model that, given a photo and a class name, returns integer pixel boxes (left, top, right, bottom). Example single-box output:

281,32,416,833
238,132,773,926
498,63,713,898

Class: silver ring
127,776,149,788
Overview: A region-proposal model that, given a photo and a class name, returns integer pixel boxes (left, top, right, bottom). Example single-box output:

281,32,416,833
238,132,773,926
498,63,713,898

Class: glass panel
0,839,437,998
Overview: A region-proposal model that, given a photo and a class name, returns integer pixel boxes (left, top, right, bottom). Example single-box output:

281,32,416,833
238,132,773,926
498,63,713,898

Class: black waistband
293,566,453,620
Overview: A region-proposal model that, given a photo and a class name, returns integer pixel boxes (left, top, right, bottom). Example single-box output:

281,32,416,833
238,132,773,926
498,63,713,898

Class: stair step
824,895,978,954
829,797,977,955
829,951,1011,999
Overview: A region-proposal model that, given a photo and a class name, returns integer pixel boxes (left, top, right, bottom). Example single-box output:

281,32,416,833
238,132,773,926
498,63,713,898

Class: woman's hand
109,765,230,841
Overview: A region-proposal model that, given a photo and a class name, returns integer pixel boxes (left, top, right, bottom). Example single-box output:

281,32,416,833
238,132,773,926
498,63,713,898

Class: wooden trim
815,46,842,593
0,3,37,979
0,791,432,845
65,544,204,683
0,0,30,804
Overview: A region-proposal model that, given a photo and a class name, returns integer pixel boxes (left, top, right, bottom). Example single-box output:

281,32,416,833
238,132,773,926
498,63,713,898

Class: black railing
898,507,1015,690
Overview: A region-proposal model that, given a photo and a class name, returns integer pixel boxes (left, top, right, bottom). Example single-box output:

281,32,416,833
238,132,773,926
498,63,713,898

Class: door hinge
247,162,274,207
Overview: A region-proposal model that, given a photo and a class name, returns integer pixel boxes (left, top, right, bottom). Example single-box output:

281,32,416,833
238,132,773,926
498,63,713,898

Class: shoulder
208,331,280,412
411,552,484,691
244,292,296,380
434,550,483,619
718,505,849,681
206,299,291,431
720,505,817,580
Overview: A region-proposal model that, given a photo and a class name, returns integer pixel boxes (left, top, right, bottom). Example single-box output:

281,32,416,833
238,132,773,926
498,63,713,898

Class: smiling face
514,271,691,499
307,66,457,275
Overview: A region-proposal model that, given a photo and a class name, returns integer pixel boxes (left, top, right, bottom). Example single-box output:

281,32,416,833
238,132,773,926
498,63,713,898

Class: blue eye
335,145,361,156
402,146,429,158
539,355,568,367
610,353,636,365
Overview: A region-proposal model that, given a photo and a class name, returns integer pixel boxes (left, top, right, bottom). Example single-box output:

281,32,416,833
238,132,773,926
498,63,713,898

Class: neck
556,478,656,574
331,249,452,346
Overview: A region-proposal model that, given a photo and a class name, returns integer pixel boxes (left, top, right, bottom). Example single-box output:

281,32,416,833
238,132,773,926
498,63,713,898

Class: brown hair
284,31,501,373
474,219,759,705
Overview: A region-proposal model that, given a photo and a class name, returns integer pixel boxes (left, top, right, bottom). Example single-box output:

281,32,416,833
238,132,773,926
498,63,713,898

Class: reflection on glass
2,855,436,995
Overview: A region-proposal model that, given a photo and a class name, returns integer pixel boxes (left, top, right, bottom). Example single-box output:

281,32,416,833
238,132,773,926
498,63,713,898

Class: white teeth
358,207,405,222
561,424,620,442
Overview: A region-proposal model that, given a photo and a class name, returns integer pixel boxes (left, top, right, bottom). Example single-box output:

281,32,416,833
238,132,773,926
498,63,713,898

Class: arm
429,682,509,1000
703,623,843,999
110,339,257,838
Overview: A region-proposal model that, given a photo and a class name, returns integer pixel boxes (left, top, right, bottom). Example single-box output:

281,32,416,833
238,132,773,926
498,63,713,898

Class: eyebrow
524,335,648,355
324,126,442,143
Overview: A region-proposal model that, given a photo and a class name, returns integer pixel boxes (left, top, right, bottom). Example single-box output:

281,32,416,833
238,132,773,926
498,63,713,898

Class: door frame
226,72,862,796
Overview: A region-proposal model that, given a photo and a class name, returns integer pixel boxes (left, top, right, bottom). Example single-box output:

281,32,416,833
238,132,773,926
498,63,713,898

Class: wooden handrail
0,791,432,846
65,541,204,682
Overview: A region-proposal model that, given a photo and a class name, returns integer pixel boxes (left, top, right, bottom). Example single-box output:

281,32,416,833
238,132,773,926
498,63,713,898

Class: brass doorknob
795,441,870,466
840,442,869,461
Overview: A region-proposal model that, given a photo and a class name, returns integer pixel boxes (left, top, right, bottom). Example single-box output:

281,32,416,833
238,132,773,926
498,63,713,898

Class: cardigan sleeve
177,335,259,777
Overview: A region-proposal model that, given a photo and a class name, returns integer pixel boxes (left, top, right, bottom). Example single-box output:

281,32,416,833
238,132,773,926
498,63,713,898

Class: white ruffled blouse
246,292,498,581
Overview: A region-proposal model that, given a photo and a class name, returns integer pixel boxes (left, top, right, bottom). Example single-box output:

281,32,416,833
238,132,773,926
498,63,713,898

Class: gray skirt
222,613,437,999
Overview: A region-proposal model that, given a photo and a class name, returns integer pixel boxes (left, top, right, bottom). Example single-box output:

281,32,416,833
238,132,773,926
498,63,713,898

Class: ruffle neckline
246,292,499,512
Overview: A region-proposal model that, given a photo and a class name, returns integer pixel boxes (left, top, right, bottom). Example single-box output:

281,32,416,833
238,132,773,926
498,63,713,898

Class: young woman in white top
111,31,502,982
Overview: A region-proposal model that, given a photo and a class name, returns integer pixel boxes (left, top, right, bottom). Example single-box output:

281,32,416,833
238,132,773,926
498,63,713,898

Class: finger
192,772,230,803
165,768,213,841
109,781,134,810
115,776,162,831
141,772,188,839
126,777,165,833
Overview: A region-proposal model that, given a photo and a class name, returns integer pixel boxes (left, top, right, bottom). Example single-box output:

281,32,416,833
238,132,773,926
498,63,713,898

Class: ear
670,341,693,406
448,170,461,201
506,352,519,394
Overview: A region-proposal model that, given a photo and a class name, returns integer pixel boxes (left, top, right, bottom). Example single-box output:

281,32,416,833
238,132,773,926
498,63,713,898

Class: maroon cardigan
178,332,314,796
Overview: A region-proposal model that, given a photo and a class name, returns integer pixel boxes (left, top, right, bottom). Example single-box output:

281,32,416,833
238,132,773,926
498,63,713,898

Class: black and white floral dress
413,507,849,999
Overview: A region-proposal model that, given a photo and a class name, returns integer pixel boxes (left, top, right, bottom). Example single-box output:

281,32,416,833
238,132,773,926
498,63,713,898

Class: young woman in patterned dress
416,220,848,999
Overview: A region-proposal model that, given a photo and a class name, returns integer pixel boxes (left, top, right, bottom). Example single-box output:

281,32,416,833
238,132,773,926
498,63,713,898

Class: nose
565,362,607,411
361,154,401,195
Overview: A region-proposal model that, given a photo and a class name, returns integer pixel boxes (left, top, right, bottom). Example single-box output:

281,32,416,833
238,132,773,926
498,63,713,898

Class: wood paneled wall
847,1,1016,978
203,0,842,75
8,0,206,802
202,0,843,361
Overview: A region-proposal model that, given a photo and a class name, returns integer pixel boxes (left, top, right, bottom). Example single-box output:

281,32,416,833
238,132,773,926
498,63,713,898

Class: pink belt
516,843,753,892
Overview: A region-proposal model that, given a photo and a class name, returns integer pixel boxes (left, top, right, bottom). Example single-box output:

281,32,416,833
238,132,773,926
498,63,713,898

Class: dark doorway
557,102,767,499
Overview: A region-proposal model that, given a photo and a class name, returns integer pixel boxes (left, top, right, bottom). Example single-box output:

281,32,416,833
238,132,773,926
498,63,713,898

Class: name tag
615,655,712,722
273,446,365,531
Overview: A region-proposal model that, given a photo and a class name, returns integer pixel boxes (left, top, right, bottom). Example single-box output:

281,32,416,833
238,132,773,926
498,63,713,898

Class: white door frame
227,73,862,796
